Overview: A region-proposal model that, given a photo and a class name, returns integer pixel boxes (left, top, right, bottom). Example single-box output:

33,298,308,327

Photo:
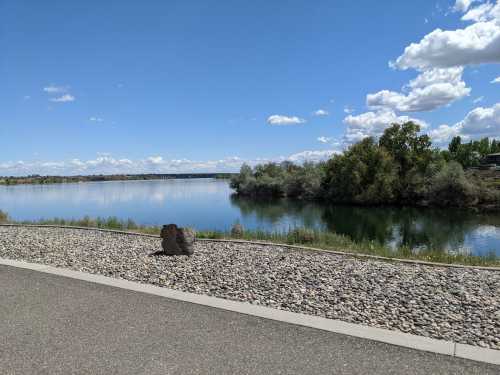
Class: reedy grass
1,214,498,267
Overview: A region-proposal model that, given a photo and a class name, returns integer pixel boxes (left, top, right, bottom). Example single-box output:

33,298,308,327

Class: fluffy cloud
342,109,427,144
428,124,462,144
393,1,500,70
429,102,500,144
267,115,306,125
492,76,500,83
367,67,470,112
459,102,500,137
462,2,495,22
89,117,104,122
313,109,329,116
0,149,342,177
453,0,474,13
286,150,338,163
50,94,75,103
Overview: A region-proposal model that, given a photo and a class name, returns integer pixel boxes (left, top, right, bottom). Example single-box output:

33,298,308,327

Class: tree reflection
230,194,500,253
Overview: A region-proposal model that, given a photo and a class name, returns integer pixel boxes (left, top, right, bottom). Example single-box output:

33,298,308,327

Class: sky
1,0,499,176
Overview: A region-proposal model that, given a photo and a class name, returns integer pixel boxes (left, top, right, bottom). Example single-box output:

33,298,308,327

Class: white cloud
459,102,500,137
367,67,471,112
146,156,164,165
473,96,484,103
286,150,338,163
342,109,428,144
428,124,462,144
89,117,104,122
393,1,500,70
492,76,500,83
317,136,332,143
267,115,306,125
50,94,75,103
343,106,354,114
43,84,75,103
453,0,474,13
313,109,329,116
43,85,67,94
462,2,495,22
0,149,343,176
429,102,500,144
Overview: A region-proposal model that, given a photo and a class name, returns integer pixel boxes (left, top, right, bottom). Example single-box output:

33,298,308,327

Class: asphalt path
0,265,498,375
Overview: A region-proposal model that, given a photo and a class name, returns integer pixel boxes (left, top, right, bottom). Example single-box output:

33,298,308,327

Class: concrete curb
0,257,498,365
1,223,499,271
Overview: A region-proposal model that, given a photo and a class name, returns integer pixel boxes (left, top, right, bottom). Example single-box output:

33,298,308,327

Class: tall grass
15,215,162,235
1,213,498,266
196,227,499,267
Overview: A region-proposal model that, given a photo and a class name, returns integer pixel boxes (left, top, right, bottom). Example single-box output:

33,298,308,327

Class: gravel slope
0,226,498,350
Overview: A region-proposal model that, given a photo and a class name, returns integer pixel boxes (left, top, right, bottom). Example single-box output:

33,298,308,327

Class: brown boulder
160,224,196,256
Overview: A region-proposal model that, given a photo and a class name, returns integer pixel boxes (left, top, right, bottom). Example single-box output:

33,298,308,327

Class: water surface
0,179,499,257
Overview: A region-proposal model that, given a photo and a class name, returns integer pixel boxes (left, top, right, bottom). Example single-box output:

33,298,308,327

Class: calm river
1,179,499,257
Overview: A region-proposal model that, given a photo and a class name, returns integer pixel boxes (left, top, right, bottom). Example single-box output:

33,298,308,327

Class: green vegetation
443,136,500,169
197,227,498,267
12,216,162,235
230,161,326,199
0,210,9,223
0,213,497,266
231,122,500,209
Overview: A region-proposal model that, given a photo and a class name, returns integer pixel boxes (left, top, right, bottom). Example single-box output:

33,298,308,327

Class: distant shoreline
0,173,237,186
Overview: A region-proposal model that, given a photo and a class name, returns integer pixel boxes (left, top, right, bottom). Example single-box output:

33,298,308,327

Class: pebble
0,226,498,351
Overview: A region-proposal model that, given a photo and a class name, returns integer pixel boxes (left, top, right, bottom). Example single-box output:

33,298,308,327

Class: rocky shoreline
0,226,498,350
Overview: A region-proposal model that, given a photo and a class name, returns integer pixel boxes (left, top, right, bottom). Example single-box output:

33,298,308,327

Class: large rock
160,224,196,256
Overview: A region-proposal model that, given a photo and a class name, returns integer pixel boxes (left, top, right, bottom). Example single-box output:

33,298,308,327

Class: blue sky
1,0,499,175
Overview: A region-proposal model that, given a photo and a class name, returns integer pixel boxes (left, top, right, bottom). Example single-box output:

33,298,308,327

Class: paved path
0,265,498,375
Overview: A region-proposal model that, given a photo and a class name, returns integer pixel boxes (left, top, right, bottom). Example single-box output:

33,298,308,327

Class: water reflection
0,179,498,256
230,195,500,256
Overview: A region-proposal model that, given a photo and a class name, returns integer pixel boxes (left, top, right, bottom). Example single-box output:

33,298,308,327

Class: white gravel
0,226,499,350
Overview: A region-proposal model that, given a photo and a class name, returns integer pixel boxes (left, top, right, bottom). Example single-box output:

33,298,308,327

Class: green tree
322,138,398,204
448,136,461,155
379,121,433,175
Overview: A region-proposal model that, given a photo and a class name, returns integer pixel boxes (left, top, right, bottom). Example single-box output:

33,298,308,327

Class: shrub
428,162,478,207
0,210,9,223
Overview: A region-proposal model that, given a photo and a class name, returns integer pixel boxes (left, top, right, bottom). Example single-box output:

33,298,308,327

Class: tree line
230,122,500,208
0,173,236,186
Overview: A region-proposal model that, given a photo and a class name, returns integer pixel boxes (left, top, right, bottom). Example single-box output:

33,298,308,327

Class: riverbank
2,213,498,266
0,226,498,350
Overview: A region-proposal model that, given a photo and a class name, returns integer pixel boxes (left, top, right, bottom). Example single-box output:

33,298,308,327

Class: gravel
0,226,499,350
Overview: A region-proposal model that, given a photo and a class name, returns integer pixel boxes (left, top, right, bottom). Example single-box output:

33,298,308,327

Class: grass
0,212,498,267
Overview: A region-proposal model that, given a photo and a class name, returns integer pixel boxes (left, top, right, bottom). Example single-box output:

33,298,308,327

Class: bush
0,210,9,223
230,162,324,199
428,162,478,207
